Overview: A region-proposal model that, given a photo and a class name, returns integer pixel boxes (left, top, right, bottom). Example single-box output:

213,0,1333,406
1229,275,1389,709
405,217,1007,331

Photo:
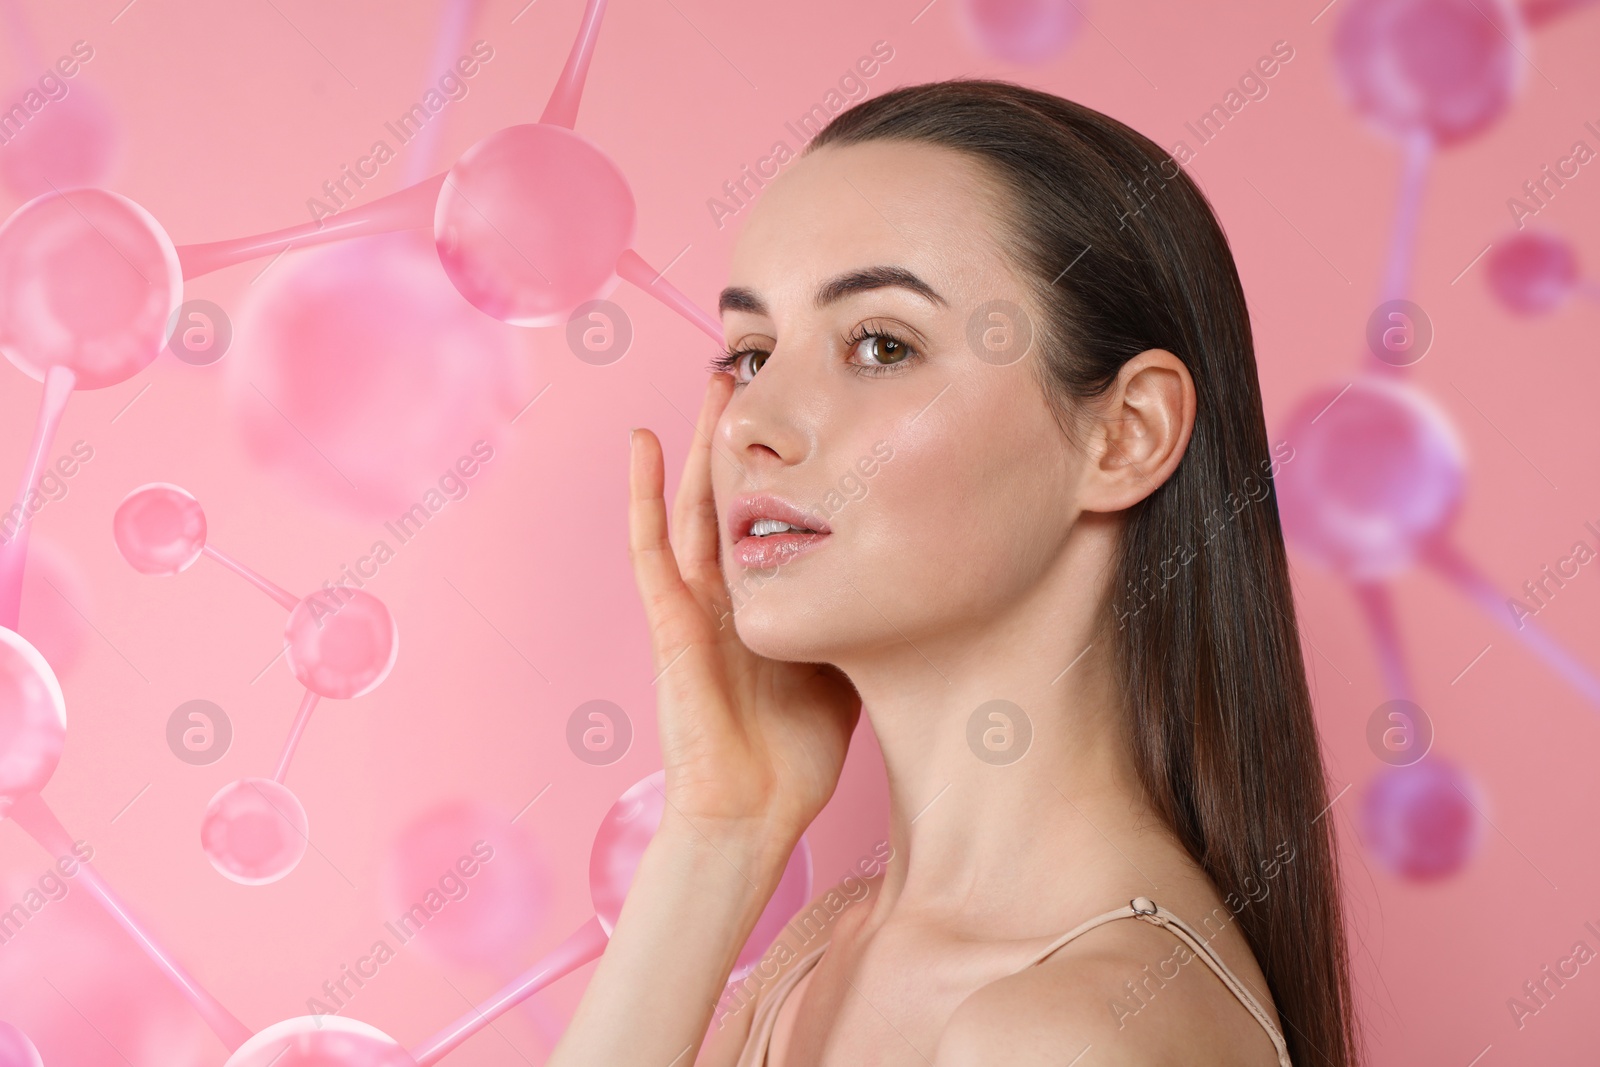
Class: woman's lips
731,529,830,570
725,492,833,569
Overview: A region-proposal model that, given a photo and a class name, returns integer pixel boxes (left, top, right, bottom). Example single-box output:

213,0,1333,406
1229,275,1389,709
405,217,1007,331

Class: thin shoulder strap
1024,896,1293,1067
734,940,829,1067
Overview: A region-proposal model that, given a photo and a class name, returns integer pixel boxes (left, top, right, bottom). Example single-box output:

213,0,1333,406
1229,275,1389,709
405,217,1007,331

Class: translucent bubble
435,124,635,327
1275,376,1465,580
0,79,121,199
383,799,550,968
0,1020,43,1067
284,589,398,700
228,232,524,519
0,188,181,390
223,1017,416,1067
1486,230,1580,316
1362,759,1481,881
589,771,666,937
112,484,207,576
958,0,1081,64
1333,0,1524,147
0,626,66,804
201,778,309,885
589,770,812,983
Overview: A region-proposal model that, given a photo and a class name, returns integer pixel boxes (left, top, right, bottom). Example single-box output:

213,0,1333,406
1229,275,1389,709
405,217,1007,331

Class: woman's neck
830,550,1181,940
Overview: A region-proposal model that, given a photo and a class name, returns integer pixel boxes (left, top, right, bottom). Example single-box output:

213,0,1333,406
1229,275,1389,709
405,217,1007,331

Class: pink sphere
223,1017,415,1067
0,188,180,390
17,538,91,678
435,123,635,326
1362,759,1481,881
383,800,550,969
201,778,309,885
113,484,207,576
590,771,813,982
228,232,524,519
1333,0,1524,147
1275,376,1464,580
0,1021,42,1067
0,79,120,199
0,627,66,805
1486,231,1580,315
284,589,397,699
958,0,1081,64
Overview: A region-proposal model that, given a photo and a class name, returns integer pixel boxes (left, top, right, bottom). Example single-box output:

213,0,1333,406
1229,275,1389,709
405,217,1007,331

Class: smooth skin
547,140,1283,1066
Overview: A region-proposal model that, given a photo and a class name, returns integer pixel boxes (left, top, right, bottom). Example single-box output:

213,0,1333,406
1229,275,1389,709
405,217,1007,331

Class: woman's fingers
627,426,703,670
672,375,734,596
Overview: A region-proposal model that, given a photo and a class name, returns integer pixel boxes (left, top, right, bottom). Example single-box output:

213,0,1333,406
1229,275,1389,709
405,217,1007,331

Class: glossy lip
725,494,833,542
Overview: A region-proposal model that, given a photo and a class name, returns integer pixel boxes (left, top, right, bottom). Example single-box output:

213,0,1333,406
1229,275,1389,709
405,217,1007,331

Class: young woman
550,79,1358,1066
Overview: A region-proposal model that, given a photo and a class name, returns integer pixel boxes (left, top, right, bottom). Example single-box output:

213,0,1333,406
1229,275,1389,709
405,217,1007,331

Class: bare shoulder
934,910,1281,1067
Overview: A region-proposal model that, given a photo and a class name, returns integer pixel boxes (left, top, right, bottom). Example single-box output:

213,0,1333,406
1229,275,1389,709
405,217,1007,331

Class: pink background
2,0,1599,1063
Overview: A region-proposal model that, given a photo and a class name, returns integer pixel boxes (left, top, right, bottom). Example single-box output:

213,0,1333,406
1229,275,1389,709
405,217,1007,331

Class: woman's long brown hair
809,80,1359,1066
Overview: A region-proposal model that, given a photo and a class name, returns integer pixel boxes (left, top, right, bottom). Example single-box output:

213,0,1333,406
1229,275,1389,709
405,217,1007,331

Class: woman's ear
1076,348,1196,514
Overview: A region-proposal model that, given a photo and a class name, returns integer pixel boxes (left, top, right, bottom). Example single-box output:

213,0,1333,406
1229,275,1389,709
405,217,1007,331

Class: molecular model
1272,0,1600,881
113,482,399,886
4,0,1600,1059
0,0,813,1060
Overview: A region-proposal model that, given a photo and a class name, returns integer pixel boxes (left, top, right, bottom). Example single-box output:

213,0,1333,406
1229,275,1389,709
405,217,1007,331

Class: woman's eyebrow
718,265,948,317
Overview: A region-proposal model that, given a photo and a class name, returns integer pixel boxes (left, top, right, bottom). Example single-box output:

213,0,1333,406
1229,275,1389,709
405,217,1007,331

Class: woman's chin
729,609,835,664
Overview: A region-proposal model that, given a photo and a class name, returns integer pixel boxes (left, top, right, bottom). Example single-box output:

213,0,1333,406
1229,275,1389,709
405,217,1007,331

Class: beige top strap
733,940,828,1067
1026,896,1292,1067
739,896,1292,1067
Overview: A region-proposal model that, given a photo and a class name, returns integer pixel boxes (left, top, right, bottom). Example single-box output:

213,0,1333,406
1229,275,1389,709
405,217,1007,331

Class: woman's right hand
628,373,862,855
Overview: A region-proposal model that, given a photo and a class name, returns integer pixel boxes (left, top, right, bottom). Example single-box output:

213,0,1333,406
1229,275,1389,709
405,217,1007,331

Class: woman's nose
718,348,819,477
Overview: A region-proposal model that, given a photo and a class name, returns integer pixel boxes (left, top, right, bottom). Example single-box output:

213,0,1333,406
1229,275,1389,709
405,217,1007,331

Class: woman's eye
711,347,768,383
740,350,770,379
713,328,918,383
852,333,912,368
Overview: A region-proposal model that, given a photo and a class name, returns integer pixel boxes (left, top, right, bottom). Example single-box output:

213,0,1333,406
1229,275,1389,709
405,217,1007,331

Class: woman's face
714,139,1092,665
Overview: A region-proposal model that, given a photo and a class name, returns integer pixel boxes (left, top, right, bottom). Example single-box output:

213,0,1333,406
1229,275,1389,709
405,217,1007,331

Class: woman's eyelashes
706,344,761,379
708,321,923,384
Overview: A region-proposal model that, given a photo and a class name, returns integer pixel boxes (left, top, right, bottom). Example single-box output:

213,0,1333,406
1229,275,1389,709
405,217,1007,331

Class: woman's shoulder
934,899,1283,1067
